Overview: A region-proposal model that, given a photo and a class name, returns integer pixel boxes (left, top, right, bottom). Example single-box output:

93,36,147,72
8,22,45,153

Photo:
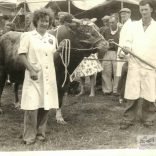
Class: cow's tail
0,37,7,108
0,38,5,67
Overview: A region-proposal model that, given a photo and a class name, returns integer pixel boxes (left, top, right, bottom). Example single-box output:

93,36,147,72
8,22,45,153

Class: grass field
0,84,156,151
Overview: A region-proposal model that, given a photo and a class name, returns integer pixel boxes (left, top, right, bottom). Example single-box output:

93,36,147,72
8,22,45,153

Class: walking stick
110,41,156,69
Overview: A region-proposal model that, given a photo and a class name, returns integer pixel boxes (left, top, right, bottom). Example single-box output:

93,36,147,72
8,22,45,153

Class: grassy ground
0,84,156,151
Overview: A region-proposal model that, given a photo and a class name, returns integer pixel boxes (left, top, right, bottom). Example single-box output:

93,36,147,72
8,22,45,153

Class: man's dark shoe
103,92,112,96
23,140,35,145
113,92,119,96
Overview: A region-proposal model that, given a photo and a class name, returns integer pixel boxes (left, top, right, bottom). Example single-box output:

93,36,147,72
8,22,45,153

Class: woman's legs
76,75,96,97
76,77,85,96
23,108,49,144
37,108,49,139
23,110,38,144
89,74,96,97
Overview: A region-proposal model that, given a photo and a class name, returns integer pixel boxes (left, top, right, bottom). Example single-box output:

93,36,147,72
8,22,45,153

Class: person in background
116,8,133,104
96,15,110,90
101,15,121,96
120,0,156,129
2,15,10,27
3,22,16,34
100,15,110,35
112,13,122,28
24,12,34,32
18,8,59,145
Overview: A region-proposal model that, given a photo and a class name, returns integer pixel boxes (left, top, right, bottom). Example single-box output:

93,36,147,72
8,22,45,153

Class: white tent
0,0,141,13
73,0,140,11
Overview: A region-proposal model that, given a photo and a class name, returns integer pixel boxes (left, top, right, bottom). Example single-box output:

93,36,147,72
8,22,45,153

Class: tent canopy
0,0,141,14
73,0,139,10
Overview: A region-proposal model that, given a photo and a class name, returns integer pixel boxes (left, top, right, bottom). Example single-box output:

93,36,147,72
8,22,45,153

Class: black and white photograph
0,0,156,155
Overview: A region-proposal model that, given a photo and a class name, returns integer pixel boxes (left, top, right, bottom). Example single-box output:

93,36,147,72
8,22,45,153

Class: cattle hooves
57,119,67,125
6,80,11,85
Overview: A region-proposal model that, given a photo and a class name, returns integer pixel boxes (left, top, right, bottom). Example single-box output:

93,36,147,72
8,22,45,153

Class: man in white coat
116,8,132,103
120,0,156,129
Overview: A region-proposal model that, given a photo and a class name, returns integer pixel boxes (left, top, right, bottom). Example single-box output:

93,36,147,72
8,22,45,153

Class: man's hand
118,49,125,59
122,46,131,55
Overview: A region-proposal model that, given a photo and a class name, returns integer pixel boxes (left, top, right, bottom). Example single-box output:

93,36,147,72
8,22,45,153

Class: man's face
102,20,109,27
120,12,131,23
109,17,118,30
25,14,32,27
139,4,153,19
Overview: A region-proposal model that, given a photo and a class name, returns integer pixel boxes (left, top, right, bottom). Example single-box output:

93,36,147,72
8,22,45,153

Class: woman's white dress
18,30,59,110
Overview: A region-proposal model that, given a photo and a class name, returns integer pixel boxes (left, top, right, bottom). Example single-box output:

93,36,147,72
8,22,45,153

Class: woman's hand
30,69,39,80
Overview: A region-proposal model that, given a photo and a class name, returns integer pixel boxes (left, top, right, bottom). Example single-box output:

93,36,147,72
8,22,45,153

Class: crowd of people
0,0,156,145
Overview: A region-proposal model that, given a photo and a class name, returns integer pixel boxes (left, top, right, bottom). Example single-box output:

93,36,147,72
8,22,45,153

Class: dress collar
31,29,48,39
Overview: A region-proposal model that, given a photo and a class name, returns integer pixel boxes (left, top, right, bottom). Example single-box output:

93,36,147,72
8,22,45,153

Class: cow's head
57,17,108,58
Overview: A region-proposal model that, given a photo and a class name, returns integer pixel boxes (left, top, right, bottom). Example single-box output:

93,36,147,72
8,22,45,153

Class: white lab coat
18,30,59,110
116,19,133,77
124,19,156,102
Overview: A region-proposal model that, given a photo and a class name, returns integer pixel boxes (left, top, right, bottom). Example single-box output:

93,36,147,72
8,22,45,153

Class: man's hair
139,0,154,9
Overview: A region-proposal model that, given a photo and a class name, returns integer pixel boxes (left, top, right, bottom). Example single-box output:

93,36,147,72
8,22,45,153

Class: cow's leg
56,108,67,124
0,67,7,114
56,89,67,125
14,83,20,109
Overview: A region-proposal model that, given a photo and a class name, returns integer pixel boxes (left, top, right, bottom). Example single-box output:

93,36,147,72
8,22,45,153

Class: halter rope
56,24,106,87
59,39,71,87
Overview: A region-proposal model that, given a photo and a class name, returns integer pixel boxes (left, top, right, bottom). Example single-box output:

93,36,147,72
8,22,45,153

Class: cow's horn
72,18,81,23
90,18,97,23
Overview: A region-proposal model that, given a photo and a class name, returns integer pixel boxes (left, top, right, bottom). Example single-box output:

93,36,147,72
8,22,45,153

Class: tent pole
121,0,124,9
68,0,71,14
24,0,26,30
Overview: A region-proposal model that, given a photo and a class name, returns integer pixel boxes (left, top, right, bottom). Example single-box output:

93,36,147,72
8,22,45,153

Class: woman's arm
19,54,39,80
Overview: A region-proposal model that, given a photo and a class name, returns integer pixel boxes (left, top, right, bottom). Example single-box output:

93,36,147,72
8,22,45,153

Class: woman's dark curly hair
32,8,54,28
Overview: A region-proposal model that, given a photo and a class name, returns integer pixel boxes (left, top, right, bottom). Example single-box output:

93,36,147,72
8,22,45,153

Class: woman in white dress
18,8,59,145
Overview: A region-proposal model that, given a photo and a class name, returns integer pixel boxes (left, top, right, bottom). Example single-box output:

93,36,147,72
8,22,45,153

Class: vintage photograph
0,0,156,154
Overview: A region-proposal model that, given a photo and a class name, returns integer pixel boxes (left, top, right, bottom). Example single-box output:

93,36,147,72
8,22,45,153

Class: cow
0,17,108,124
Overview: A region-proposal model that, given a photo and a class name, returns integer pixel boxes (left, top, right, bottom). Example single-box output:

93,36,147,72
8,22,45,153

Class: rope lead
59,39,71,87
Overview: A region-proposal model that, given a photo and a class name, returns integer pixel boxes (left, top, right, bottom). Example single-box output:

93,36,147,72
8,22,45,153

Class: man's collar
141,18,154,26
